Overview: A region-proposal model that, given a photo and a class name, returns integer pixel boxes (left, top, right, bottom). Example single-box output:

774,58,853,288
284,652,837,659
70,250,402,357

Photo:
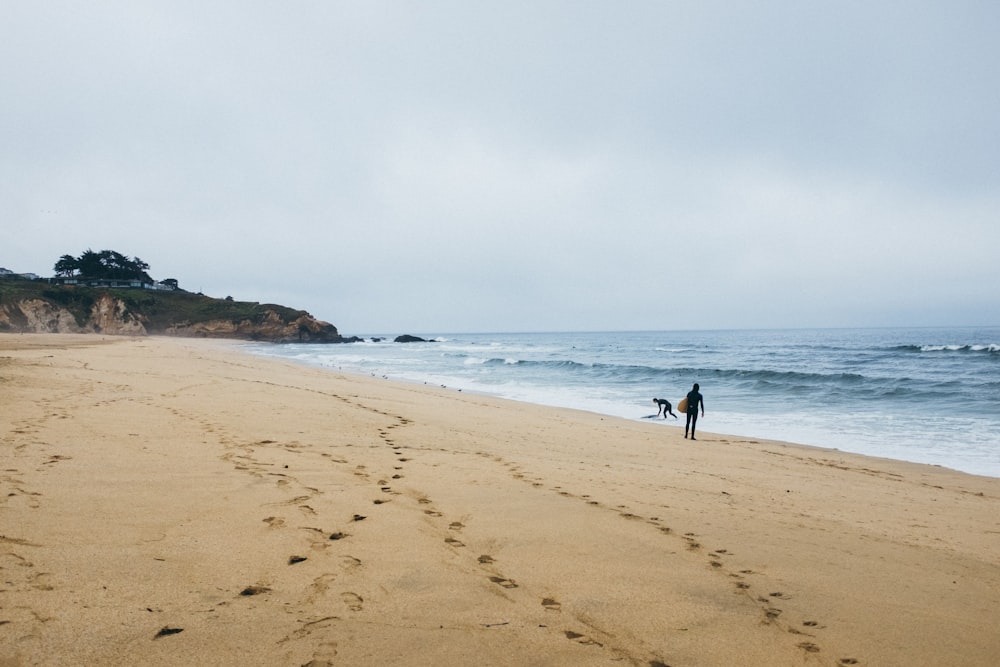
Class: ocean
243,327,1000,479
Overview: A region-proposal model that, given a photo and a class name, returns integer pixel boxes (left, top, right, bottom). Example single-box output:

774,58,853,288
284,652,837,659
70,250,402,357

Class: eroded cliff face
0,295,146,335
90,294,148,335
0,294,342,342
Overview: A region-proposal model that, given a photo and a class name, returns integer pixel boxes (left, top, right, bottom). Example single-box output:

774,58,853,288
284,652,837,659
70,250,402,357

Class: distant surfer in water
684,383,705,440
653,398,677,419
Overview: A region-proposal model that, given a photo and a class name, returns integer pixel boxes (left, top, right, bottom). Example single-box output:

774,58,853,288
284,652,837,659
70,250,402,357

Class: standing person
684,383,705,440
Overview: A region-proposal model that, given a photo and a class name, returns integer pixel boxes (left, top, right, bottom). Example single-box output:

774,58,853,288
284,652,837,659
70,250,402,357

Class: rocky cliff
161,308,342,343
0,286,346,343
2,295,148,336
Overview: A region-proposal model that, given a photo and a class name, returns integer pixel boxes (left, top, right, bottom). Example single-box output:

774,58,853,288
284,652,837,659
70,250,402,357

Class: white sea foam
920,343,1000,352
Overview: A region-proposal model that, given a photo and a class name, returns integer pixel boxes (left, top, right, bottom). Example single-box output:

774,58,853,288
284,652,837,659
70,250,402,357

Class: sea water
244,327,1000,478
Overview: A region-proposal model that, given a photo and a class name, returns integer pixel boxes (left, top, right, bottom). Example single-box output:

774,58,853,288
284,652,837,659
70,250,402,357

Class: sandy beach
2,334,998,666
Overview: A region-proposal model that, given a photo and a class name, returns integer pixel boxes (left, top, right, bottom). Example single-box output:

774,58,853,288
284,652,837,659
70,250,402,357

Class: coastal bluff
0,277,348,343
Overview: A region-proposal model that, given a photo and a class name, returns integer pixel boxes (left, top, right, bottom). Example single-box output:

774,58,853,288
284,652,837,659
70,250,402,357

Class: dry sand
1,333,999,666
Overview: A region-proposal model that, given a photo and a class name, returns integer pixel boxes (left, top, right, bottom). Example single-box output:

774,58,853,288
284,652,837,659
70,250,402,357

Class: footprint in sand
489,576,518,589
564,630,602,647
308,574,338,598
30,572,55,591
153,627,183,639
301,639,338,667
341,591,363,611
478,555,495,564
9,488,41,509
445,537,465,547
340,556,362,571
542,597,561,611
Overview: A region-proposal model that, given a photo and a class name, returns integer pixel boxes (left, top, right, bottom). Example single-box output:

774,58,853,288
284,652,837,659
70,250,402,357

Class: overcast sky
4,2,998,334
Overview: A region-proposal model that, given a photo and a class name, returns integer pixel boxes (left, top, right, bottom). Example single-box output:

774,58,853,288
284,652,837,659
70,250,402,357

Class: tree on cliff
54,249,153,283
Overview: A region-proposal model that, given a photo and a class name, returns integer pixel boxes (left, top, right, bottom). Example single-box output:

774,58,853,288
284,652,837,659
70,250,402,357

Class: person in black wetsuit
684,383,705,440
653,398,677,419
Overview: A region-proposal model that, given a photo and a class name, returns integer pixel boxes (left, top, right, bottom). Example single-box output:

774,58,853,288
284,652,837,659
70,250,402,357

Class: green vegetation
0,275,308,333
110,287,306,331
54,249,154,283
41,288,96,328
1,250,339,341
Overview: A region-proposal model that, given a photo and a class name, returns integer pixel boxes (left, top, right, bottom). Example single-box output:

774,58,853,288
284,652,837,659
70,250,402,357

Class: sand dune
2,334,999,666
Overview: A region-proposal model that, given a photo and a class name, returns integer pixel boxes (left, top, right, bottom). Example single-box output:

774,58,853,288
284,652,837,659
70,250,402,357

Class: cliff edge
0,279,346,343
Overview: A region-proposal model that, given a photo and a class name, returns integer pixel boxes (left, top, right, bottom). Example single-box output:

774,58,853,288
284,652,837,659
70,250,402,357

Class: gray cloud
4,1,998,333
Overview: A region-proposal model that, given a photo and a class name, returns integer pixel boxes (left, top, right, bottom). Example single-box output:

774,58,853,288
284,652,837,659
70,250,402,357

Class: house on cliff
47,276,178,291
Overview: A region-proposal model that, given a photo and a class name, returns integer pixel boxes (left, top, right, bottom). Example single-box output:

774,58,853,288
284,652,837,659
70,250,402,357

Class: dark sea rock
394,334,428,343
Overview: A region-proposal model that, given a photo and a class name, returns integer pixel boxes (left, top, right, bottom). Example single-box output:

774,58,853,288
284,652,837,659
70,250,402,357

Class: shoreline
241,328,1000,481
3,334,999,665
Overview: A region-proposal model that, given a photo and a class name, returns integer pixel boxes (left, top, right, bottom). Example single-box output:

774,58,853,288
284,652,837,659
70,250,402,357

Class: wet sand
2,334,999,666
